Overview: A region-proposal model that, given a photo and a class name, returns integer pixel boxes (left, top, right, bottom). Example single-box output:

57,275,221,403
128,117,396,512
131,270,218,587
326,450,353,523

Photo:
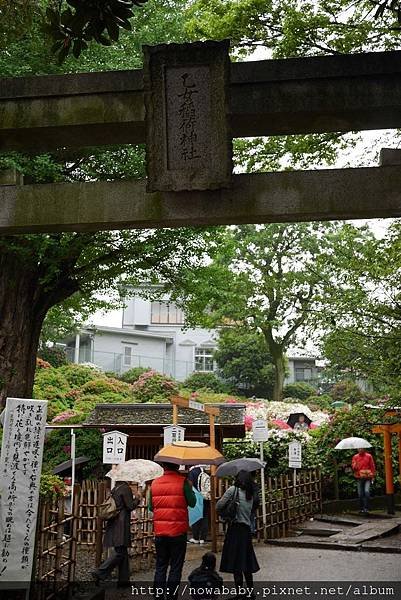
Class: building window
124,346,132,366
151,301,184,324
295,367,313,382
195,347,214,372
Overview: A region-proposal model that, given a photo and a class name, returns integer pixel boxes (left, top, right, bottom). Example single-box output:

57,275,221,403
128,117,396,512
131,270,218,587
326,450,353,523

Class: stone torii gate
2,41,401,232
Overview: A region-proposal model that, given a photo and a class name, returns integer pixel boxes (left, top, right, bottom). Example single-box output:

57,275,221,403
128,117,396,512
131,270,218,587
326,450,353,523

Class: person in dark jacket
92,480,140,587
149,462,196,599
216,471,260,597
188,552,223,600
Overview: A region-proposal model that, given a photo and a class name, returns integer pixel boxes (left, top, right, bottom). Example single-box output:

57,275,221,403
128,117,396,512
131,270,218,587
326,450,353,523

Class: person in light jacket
92,480,140,587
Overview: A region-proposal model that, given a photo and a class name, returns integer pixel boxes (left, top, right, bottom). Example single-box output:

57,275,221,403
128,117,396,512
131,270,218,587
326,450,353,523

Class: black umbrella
216,458,265,477
287,412,312,428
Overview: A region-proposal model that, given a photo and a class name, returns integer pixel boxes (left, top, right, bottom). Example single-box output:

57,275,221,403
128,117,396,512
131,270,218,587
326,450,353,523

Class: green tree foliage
283,382,316,401
44,0,149,63
173,223,372,402
182,371,231,393
213,329,274,397
0,0,212,408
321,220,401,397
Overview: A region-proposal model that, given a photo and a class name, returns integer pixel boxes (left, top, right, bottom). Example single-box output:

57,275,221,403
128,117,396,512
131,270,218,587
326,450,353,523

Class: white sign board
102,431,128,464
189,399,205,412
288,441,302,469
0,398,47,585
163,425,185,446
252,419,269,443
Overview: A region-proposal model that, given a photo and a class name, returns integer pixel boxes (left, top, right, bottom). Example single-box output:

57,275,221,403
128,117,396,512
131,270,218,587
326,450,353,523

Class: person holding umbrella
149,461,196,599
92,479,141,587
352,447,376,514
335,437,376,515
216,470,260,597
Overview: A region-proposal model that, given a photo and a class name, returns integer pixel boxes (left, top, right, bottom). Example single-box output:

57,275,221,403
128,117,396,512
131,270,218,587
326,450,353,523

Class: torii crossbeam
2,43,401,233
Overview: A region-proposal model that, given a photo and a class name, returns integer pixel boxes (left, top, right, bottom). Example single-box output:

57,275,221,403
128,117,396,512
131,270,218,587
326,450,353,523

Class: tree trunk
262,328,285,402
272,352,286,402
0,252,45,407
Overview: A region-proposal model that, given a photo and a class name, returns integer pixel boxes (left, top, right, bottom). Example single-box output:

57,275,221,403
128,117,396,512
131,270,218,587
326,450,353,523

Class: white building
63,292,218,381
62,290,320,384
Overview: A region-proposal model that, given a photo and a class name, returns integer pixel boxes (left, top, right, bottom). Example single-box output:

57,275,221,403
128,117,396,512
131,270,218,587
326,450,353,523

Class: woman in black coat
216,471,260,596
92,481,140,586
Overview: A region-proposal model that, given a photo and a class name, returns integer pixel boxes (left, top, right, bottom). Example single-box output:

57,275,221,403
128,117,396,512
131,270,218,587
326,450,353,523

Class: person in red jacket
351,448,376,514
149,462,196,598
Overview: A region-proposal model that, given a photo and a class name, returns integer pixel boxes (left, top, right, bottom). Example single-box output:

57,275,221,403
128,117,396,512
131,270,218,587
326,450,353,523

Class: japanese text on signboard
102,431,128,464
0,398,47,584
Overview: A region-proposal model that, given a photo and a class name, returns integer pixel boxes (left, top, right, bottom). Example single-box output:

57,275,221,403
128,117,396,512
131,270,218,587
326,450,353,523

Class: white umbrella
106,459,163,486
335,437,372,450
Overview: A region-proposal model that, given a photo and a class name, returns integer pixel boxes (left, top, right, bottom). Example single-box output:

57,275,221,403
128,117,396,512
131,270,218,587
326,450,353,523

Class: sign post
163,425,185,446
288,440,302,489
0,398,47,593
102,431,128,464
252,419,269,539
70,427,76,514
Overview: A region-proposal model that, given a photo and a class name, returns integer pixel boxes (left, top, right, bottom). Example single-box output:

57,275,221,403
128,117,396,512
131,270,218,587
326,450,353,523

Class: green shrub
283,382,316,400
40,474,66,500
43,428,105,479
131,370,179,403
180,389,243,404
330,380,364,405
80,377,132,398
120,367,153,383
305,394,332,411
183,371,231,393
58,364,102,387
33,368,71,418
223,431,320,478
38,346,68,367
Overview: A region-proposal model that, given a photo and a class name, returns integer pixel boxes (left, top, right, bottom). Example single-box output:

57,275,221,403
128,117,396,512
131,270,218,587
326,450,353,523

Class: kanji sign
189,399,205,412
0,398,47,585
102,431,128,464
288,441,302,469
252,419,269,443
163,425,185,447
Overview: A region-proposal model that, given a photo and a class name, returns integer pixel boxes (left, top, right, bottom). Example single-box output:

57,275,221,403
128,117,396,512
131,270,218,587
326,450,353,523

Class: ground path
93,544,401,600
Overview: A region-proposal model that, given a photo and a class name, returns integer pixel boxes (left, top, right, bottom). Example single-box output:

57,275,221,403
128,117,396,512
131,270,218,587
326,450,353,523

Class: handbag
217,487,239,523
98,484,123,521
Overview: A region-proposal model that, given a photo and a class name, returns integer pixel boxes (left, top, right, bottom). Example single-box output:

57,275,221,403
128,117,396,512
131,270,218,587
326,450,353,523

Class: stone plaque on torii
2,42,401,232
144,40,232,192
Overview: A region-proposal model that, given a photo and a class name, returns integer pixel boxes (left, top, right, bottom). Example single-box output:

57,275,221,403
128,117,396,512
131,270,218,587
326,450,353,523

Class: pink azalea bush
132,370,179,403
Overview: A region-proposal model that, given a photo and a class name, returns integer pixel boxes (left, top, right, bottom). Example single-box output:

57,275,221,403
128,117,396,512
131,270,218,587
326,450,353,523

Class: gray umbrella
216,457,265,477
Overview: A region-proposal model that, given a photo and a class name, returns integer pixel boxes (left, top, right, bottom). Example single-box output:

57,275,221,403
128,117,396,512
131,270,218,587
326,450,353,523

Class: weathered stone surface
0,169,23,185
144,40,232,191
3,48,401,151
84,403,245,426
1,165,401,233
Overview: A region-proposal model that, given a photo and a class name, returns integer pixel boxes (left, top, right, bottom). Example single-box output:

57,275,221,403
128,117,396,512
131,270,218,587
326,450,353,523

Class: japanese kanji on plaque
102,431,128,464
0,398,47,585
144,39,232,192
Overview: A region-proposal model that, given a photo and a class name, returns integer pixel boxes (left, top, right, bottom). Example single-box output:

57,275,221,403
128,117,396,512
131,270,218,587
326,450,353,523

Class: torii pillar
372,424,400,514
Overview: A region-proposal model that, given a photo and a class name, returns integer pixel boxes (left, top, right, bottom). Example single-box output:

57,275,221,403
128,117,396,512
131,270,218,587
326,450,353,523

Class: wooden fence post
95,481,106,567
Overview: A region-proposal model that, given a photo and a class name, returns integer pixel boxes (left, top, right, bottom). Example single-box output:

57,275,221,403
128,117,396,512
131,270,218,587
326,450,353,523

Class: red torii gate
371,406,401,514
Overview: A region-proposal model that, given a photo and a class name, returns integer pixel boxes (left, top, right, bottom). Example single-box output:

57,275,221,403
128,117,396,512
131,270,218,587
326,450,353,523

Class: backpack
217,487,239,523
198,470,211,501
98,485,122,521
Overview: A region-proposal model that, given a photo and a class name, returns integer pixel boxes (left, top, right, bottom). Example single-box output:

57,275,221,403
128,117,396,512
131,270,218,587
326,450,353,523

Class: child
188,552,223,600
